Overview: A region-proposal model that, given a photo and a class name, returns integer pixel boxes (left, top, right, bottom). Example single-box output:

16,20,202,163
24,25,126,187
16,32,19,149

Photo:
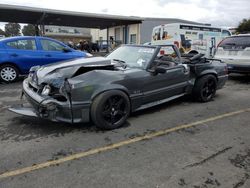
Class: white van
214,34,250,74
151,23,231,57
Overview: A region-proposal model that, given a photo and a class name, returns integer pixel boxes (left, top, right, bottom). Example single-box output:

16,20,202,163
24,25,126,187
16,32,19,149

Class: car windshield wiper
112,59,127,68
113,59,126,64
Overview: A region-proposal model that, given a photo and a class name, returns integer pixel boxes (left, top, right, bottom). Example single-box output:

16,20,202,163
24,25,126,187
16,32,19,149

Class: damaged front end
10,77,91,123
9,59,118,123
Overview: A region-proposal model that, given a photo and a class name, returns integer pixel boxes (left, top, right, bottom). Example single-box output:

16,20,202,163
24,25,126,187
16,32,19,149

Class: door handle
10,53,18,57
45,54,52,57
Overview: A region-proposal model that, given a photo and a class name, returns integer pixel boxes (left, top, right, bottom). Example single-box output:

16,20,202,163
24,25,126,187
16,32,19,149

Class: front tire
91,90,130,130
0,64,19,83
193,75,217,102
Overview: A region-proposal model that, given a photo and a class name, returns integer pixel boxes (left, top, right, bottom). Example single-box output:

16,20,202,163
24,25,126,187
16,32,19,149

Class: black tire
193,75,217,102
0,64,19,83
91,90,130,130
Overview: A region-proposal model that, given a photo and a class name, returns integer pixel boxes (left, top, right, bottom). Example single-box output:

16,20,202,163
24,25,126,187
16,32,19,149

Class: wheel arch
0,62,22,74
196,70,218,82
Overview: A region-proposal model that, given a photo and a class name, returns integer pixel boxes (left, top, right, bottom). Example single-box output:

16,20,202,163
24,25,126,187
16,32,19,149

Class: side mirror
62,48,72,53
155,66,166,74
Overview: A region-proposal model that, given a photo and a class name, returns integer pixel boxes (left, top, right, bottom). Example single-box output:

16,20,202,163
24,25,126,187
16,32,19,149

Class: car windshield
106,46,156,69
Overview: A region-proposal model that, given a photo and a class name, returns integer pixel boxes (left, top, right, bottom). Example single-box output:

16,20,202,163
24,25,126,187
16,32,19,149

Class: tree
0,28,5,36
4,23,21,37
22,24,36,36
236,18,250,33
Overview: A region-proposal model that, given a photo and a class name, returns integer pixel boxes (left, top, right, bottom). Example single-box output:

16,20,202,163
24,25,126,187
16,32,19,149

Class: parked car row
2,33,249,129
1,34,250,83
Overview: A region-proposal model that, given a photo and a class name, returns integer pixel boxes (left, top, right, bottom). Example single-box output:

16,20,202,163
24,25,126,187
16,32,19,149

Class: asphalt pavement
0,74,250,188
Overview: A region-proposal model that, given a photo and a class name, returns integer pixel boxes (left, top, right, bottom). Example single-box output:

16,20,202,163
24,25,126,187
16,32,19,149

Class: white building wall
108,28,115,38
128,24,140,44
90,23,141,44
91,29,107,42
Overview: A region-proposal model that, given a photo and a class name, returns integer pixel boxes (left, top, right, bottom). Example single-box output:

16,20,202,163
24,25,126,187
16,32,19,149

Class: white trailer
151,23,231,57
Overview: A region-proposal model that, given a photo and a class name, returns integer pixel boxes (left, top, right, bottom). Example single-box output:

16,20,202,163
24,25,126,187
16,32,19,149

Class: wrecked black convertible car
9,45,228,129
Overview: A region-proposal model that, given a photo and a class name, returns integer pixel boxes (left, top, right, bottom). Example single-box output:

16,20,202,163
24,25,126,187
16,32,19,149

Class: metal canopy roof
0,4,143,29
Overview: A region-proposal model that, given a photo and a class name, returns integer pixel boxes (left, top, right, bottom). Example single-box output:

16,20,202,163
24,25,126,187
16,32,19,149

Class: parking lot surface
0,74,250,188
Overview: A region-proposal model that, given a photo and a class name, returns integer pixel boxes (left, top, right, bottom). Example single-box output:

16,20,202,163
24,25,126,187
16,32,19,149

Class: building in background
42,18,209,48
91,18,209,46
44,25,91,43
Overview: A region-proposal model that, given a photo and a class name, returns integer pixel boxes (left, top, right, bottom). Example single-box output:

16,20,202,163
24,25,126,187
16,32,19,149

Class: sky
0,0,249,29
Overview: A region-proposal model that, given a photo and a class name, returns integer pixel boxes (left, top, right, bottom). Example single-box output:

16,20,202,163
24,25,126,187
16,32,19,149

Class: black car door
142,64,190,104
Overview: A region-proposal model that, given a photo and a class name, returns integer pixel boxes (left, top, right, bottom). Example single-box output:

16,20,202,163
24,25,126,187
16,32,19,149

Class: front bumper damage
9,79,91,123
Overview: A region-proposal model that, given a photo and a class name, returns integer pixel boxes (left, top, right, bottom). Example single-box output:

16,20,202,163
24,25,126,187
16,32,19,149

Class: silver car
215,34,250,73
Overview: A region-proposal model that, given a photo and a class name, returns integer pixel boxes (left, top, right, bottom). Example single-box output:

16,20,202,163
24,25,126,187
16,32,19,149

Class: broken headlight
41,85,51,96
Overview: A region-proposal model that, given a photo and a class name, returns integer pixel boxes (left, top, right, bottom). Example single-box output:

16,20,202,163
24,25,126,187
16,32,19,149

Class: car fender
196,69,218,81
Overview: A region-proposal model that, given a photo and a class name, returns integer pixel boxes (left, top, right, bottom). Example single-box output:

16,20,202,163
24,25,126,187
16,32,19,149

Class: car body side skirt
134,93,186,112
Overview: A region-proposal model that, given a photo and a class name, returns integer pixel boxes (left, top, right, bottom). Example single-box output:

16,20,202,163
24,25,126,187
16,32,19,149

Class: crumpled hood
35,57,113,86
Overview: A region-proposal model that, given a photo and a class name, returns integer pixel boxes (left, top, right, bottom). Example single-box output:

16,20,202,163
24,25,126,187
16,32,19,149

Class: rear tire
0,64,19,83
193,75,217,102
91,90,130,130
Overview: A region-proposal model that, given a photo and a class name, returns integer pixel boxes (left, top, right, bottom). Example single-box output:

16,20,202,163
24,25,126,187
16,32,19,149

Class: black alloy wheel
201,78,216,101
91,90,130,130
102,95,128,125
193,75,217,102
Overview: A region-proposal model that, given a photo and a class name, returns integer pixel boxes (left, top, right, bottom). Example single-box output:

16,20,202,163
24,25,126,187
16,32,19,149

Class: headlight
42,85,51,95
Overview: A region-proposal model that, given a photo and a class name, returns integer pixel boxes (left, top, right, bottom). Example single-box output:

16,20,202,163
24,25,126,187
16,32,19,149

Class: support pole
124,25,128,44
106,27,109,53
35,25,40,36
40,24,45,36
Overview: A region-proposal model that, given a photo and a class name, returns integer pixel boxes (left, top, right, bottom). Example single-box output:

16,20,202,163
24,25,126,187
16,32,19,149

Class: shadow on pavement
229,74,250,84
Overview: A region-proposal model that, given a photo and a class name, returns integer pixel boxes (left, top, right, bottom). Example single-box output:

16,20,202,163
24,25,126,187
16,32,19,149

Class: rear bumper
9,79,91,123
227,64,250,74
217,74,228,90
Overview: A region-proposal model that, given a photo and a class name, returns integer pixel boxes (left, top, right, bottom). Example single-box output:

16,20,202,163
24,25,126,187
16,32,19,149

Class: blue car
0,36,88,82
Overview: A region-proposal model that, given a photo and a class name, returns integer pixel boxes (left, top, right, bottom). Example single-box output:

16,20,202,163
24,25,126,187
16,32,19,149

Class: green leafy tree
4,23,21,37
236,18,250,33
22,24,36,36
0,28,5,36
